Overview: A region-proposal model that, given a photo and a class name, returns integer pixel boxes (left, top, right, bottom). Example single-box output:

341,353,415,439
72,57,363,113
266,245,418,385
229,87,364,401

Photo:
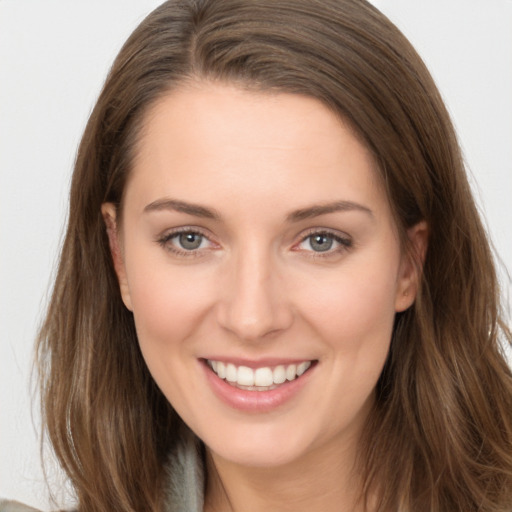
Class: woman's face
104,83,423,469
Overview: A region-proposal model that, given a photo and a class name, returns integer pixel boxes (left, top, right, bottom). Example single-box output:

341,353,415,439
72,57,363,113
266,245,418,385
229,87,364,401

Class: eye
157,228,214,256
295,230,352,255
307,233,335,252
176,232,205,250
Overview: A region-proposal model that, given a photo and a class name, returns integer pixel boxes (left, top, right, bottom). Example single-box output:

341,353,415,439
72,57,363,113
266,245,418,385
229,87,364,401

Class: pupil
179,233,202,250
311,234,333,252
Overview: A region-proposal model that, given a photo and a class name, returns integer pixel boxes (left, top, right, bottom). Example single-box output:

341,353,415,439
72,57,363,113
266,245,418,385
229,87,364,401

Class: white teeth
217,361,226,379
297,361,311,376
286,364,297,381
254,367,273,387
237,366,254,386
207,359,312,388
226,363,237,382
273,365,286,384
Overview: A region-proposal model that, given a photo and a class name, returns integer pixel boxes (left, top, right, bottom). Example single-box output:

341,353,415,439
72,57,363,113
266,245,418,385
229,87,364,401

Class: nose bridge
218,239,291,340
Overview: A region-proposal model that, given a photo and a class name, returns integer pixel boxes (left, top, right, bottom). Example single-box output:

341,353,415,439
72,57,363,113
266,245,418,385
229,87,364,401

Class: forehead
126,82,388,219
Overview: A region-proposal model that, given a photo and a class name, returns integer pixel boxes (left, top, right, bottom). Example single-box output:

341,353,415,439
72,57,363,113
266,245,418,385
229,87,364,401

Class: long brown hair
37,0,512,510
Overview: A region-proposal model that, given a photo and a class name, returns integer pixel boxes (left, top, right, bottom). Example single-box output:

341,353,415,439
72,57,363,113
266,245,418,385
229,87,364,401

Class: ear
101,203,133,311
395,221,428,312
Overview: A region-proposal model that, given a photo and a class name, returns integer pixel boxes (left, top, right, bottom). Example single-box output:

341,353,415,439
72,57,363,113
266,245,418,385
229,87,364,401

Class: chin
197,414,330,469
210,436,310,469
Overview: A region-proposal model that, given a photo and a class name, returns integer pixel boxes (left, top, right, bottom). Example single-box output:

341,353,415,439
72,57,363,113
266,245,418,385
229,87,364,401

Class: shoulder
0,501,42,512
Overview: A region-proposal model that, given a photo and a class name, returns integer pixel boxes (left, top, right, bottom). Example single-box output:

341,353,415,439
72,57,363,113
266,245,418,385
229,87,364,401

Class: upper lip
201,357,316,369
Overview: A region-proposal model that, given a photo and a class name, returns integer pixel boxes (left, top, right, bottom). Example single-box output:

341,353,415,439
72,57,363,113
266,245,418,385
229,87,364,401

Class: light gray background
1,1,511,509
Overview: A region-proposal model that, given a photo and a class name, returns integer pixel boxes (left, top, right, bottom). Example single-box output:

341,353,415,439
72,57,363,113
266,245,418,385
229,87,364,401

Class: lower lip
201,360,315,413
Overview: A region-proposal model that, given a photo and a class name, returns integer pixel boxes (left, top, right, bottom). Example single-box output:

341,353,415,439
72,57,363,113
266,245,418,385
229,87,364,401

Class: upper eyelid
296,227,351,241
157,226,213,241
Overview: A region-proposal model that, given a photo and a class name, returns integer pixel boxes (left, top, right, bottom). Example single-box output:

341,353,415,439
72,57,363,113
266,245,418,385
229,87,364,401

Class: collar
163,424,205,512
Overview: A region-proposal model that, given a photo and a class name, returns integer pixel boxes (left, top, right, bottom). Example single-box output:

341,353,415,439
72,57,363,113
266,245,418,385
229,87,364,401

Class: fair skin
103,83,426,512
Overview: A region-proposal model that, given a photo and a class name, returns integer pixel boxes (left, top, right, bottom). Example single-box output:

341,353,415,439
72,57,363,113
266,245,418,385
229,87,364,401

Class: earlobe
101,203,133,311
395,221,428,312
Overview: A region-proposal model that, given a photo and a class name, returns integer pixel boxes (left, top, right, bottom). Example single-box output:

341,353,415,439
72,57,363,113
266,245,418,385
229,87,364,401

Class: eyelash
156,228,353,258
156,227,214,258
293,229,353,259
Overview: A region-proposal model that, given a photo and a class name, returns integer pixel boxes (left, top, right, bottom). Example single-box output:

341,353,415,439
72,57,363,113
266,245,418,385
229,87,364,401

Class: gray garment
163,425,205,512
0,426,205,512
0,502,41,512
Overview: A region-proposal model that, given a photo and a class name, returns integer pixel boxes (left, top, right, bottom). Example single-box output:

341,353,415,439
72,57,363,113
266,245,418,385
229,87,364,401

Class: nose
216,245,294,341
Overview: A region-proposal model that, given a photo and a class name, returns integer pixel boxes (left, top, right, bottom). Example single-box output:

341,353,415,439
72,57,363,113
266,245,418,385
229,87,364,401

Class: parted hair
37,0,512,511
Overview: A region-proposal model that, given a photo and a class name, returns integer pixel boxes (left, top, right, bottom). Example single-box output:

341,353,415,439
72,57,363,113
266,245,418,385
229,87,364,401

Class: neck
204,435,367,512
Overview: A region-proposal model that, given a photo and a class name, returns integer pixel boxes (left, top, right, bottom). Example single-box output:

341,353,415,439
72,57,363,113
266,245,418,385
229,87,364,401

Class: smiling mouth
205,359,315,391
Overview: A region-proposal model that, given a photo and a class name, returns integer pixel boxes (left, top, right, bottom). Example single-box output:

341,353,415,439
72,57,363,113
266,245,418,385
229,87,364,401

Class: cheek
123,251,216,350
295,258,399,420
304,267,397,337
123,254,218,411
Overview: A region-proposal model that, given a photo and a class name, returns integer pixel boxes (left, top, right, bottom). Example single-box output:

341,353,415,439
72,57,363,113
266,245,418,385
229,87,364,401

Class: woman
2,0,511,510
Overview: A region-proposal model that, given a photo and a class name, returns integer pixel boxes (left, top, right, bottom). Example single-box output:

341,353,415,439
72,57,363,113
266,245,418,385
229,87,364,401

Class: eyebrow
286,201,374,222
143,198,373,222
143,198,220,219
